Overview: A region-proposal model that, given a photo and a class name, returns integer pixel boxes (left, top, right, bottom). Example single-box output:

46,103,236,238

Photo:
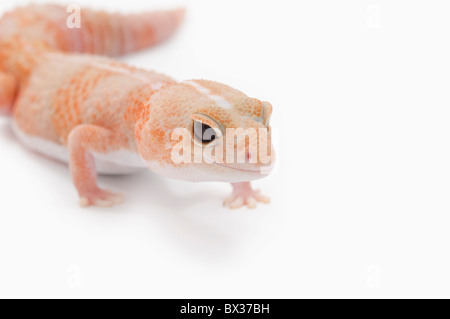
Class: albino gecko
0,4,274,209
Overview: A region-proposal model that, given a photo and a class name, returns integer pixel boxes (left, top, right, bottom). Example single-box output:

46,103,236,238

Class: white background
0,0,449,298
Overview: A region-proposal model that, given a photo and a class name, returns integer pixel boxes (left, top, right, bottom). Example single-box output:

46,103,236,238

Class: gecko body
0,5,274,208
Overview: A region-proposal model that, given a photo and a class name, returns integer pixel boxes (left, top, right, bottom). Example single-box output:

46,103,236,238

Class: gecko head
136,80,275,183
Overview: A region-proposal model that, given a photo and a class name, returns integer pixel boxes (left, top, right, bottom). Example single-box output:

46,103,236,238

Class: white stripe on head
184,81,233,109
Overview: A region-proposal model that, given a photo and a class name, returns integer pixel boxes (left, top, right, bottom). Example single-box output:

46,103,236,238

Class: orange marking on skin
0,73,18,114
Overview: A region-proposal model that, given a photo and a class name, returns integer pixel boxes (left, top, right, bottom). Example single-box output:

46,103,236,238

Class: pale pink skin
0,5,274,209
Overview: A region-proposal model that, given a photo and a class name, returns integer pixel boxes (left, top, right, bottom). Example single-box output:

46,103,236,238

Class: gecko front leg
68,125,125,207
224,182,270,209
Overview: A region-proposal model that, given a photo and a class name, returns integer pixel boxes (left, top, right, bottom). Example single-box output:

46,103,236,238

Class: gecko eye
193,121,218,145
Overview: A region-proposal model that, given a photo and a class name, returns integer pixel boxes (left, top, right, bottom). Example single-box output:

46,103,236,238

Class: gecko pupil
194,121,216,144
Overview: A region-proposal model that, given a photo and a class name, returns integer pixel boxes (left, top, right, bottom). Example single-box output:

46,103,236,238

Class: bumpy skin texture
0,5,274,208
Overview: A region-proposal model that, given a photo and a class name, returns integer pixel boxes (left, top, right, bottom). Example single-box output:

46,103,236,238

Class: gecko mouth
214,163,272,174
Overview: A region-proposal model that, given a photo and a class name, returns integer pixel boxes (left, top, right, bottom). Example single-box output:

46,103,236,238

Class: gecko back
0,4,184,114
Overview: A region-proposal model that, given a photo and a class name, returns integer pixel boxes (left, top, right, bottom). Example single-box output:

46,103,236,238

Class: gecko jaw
214,162,272,175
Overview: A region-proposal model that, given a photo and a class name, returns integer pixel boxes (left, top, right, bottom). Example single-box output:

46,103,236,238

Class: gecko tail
70,7,186,56
0,4,185,57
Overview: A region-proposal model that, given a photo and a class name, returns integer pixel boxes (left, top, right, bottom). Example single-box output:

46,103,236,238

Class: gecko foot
79,189,125,208
223,182,270,209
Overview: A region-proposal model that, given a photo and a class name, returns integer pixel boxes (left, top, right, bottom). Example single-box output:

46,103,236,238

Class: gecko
0,4,274,209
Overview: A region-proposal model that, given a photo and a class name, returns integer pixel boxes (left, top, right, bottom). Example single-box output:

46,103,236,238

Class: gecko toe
79,197,90,208
78,189,125,208
246,197,258,209
228,197,245,209
95,199,114,207
254,190,271,204
111,194,125,205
